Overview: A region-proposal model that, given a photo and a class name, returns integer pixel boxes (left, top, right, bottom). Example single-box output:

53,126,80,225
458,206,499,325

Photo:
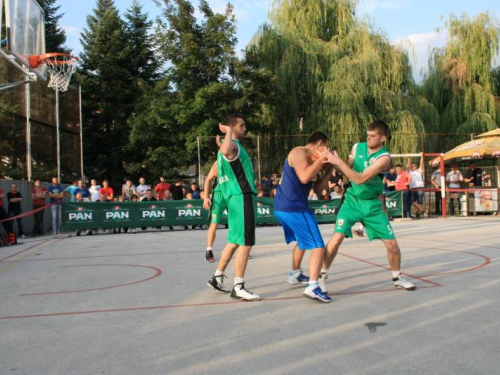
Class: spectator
74,193,93,236
122,180,137,201
446,164,463,216
271,173,280,187
261,176,272,197
257,189,264,198
464,162,489,188
65,179,79,202
185,192,193,200
100,180,114,201
308,189,318,201
328,168,343,190
395,164,411,218
430,165,442,215
0,187,13,234
384,166,397,192
155,176,171,200
89,179,101,202
7,183,25,238
74,180,91,202
330,184,343,200
31,180,47,236
136,177,148,200
408,157,427,218
48,177,64,235
271,188,277,198
171,180,184,201
189,182,201,199
321,189,330,201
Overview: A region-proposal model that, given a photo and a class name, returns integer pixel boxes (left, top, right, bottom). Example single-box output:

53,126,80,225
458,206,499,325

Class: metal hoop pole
25,67,32,182
197,136,202,186
56,90,61,181
79,86,84,179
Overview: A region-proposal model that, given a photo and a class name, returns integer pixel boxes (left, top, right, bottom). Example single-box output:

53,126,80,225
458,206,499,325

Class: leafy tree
127,0,276,179
36,0,71,53
250,0,432,157
422,12,500,144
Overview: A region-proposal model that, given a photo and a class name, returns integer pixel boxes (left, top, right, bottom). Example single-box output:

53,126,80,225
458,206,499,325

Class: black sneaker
205,250,215,262
207,275,229,293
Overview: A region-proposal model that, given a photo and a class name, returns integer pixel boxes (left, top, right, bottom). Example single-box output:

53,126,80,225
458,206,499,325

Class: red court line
0,239,51,262
338,252,443,287
0,286,438,321
19,264,162,296
416,249,491,278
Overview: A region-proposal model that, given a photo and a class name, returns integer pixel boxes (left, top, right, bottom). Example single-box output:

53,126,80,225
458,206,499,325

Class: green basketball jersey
348,142,390,199
217,139,257,199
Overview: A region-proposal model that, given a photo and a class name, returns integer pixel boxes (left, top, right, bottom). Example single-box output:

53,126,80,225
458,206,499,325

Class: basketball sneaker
303,286,332,303
393,274,416,290
207,275,230,293
230,283,260,301
205,250,215,262
287,270,310,285
319,272,328,293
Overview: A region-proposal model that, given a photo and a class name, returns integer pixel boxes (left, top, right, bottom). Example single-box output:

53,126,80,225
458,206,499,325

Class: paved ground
0,217,499,375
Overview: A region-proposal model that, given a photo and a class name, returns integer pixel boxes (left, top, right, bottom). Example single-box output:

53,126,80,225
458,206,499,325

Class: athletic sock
320,269,328,275
207,247,213,251
392,271,401,279
290,269,301,276
215,269,224,277
234,277,244,287
307,281,319,290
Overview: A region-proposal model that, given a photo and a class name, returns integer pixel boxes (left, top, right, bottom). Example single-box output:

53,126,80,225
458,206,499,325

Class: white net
43,55,77,92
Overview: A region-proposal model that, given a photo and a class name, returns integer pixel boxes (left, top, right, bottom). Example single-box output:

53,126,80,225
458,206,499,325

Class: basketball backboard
1,0,46,79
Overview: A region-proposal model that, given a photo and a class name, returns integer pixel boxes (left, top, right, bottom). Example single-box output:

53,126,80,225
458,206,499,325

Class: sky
57,0,500,81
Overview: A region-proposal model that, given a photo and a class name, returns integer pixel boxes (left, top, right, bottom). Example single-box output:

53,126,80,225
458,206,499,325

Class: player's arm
218,123,237,160
322,151,391,186
292,148,326,184
203,162,218,210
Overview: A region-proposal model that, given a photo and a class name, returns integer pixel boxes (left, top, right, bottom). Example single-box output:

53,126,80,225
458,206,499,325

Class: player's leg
205,223,218,262
227,194,260,301
362,201,416,291
381,239,415,290
288,244,310,284
207,242,237,293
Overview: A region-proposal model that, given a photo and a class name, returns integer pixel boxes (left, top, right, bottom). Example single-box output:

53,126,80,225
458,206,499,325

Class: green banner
62,198,343,230
385,191,403,217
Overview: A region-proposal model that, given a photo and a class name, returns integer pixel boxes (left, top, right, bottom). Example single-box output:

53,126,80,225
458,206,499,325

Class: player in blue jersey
274,131,332,303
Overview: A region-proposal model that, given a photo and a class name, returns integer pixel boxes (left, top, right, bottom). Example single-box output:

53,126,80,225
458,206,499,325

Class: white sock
215,269,224,277
290,269,301,275
321,269,328,275
392,271,401,279
207,247,213,251
234,277,244,286
307,280,319,289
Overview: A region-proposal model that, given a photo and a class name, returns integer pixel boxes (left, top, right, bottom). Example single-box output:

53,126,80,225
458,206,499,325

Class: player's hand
219,123,231,134
321,150,341,165
203,198,212,210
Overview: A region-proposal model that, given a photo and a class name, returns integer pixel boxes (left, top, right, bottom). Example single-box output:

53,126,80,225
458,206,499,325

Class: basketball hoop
28,53,78,92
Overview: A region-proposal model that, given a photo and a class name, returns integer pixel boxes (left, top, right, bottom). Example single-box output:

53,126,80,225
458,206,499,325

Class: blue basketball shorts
274,210,325,250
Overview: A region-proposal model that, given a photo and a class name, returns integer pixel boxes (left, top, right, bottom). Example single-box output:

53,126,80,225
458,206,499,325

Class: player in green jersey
320,121,416,292
206,113,260,301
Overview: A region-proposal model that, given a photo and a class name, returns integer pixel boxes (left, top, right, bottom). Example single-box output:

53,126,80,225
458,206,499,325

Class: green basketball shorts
334,193,395,240
210,190,227,225
227,193,256,246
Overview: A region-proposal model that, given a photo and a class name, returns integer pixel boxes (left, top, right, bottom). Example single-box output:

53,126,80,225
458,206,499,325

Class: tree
78,0,134,181
250,0,432,157
422,12,500,145
127,0,275,178
36,0,71,53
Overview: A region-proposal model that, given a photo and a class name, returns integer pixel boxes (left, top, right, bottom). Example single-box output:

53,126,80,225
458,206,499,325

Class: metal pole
440,154,447,218
56,89,61,181
197,136,202,186
25,70,32,181
257,135,261,182
79,86,84,179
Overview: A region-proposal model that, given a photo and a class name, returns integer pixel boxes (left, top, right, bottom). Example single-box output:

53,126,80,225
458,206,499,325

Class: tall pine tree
78,0,134,181
36,0,71,53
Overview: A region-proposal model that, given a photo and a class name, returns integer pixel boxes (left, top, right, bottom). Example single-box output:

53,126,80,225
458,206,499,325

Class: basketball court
0,217,498,374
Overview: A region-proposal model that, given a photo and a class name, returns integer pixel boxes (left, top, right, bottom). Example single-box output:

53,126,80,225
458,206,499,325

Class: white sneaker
287,270,310,285
230,283,260,301
319,272,328,293
393,274,416,290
